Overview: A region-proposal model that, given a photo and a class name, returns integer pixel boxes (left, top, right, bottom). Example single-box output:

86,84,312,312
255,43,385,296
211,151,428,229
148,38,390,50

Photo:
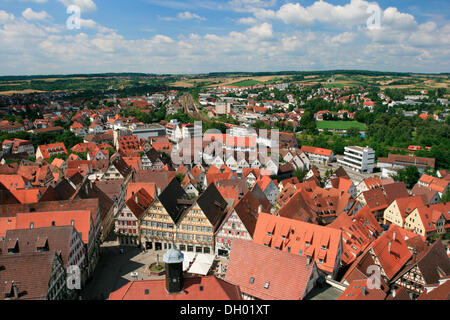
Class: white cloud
22,8,50,21
229,0,277,12
177,11,206,21
79,18,114,33
329,32,357,45
247,22,273,39
275,0,381,27
382,7,417,31
238,17,258,25
59,0,97,13
276,3,314,26
0,2,448,75
0,10,15,24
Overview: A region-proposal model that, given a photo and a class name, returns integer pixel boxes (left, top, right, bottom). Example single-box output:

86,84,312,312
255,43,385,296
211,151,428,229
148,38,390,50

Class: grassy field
317,121,367,130
229,79,263,87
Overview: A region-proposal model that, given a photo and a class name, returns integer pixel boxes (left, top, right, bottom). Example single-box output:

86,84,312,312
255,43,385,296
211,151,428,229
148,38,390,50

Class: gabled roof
369,225,412,280
338,279,386,300
383,182,410,204
75,180,114,223
134,171,177,192
394,240,450,286
413,202,450,233
301,145,332,157
126,182,156,201
225,239,315,300
418,279,450,300
334,166,350,179
392,197,425,224
0,252,61,300
2,226,76,266
158,178,191,224
278,189,316,223
111,155,133,178
411,184,440,204
362,188,389,211
329,211,378,266
252,213,342,274
195,183,228,230
125,188,154,220
0,182,20,205
223,188,271,237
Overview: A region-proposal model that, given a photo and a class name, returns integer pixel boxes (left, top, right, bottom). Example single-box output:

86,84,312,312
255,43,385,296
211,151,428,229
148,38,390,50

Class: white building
337,146,375,174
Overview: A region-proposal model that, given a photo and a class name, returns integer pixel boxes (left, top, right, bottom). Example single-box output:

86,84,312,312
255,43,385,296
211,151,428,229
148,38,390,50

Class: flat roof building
338,146,375,174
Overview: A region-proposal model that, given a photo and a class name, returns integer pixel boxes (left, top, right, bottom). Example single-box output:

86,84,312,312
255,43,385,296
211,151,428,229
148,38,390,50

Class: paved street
80,241,166,300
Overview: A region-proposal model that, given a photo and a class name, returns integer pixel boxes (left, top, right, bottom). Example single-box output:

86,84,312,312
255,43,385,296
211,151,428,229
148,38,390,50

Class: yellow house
404,203,450,238
383,196,424,228
139,179,229,254
175,183,228,254
139,179,192,251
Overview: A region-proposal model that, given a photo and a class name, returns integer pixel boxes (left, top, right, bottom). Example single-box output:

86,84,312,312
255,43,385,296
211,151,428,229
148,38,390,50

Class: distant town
0,71,448,301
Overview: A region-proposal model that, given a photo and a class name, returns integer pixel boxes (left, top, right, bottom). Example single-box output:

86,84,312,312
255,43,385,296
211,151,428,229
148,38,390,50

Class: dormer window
36,238,49,252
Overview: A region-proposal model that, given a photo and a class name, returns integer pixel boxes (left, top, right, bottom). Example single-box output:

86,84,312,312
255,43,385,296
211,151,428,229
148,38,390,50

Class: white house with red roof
301,145,334,164
36,143,67,161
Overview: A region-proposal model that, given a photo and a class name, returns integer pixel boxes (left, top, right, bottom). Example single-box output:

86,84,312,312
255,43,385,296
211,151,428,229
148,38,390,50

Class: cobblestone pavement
80,241,228,300
80,241,166,300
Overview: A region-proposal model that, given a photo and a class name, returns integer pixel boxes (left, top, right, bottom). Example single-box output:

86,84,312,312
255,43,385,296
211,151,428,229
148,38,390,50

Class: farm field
228,79,263,87
316,121,367,131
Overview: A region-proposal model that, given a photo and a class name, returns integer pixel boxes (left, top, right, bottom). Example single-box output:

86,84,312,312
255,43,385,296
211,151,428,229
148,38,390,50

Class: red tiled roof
338,279,386,300
369,225,412,280
252,213,342,275
15,210,92,244
301,145,332,157
329,210,378,266
37,143,67,160
362,188,389,212
225,239,315,300
109,276,241,300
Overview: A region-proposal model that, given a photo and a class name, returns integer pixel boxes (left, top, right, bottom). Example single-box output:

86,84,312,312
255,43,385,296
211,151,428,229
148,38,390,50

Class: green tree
441,189,450,203
393,166,420,188
293,169,307,183
347,127,360,137
176,173,185,183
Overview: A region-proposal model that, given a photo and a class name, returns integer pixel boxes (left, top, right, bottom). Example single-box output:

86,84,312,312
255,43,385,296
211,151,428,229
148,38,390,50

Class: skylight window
250,277,255,284
264,282,270,289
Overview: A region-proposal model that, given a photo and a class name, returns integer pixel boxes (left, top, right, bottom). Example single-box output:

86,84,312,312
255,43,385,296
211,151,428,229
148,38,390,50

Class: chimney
306,256,311,266
12,281,19,299
392,231,396,242
388,240,392,253
258,204,263,214
362,286,368,296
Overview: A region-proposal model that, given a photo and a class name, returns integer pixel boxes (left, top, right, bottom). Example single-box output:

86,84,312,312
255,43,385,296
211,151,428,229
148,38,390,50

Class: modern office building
338,146,375,173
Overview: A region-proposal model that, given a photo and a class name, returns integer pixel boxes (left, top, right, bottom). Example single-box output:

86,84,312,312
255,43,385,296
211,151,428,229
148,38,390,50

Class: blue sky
0,0,449,75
